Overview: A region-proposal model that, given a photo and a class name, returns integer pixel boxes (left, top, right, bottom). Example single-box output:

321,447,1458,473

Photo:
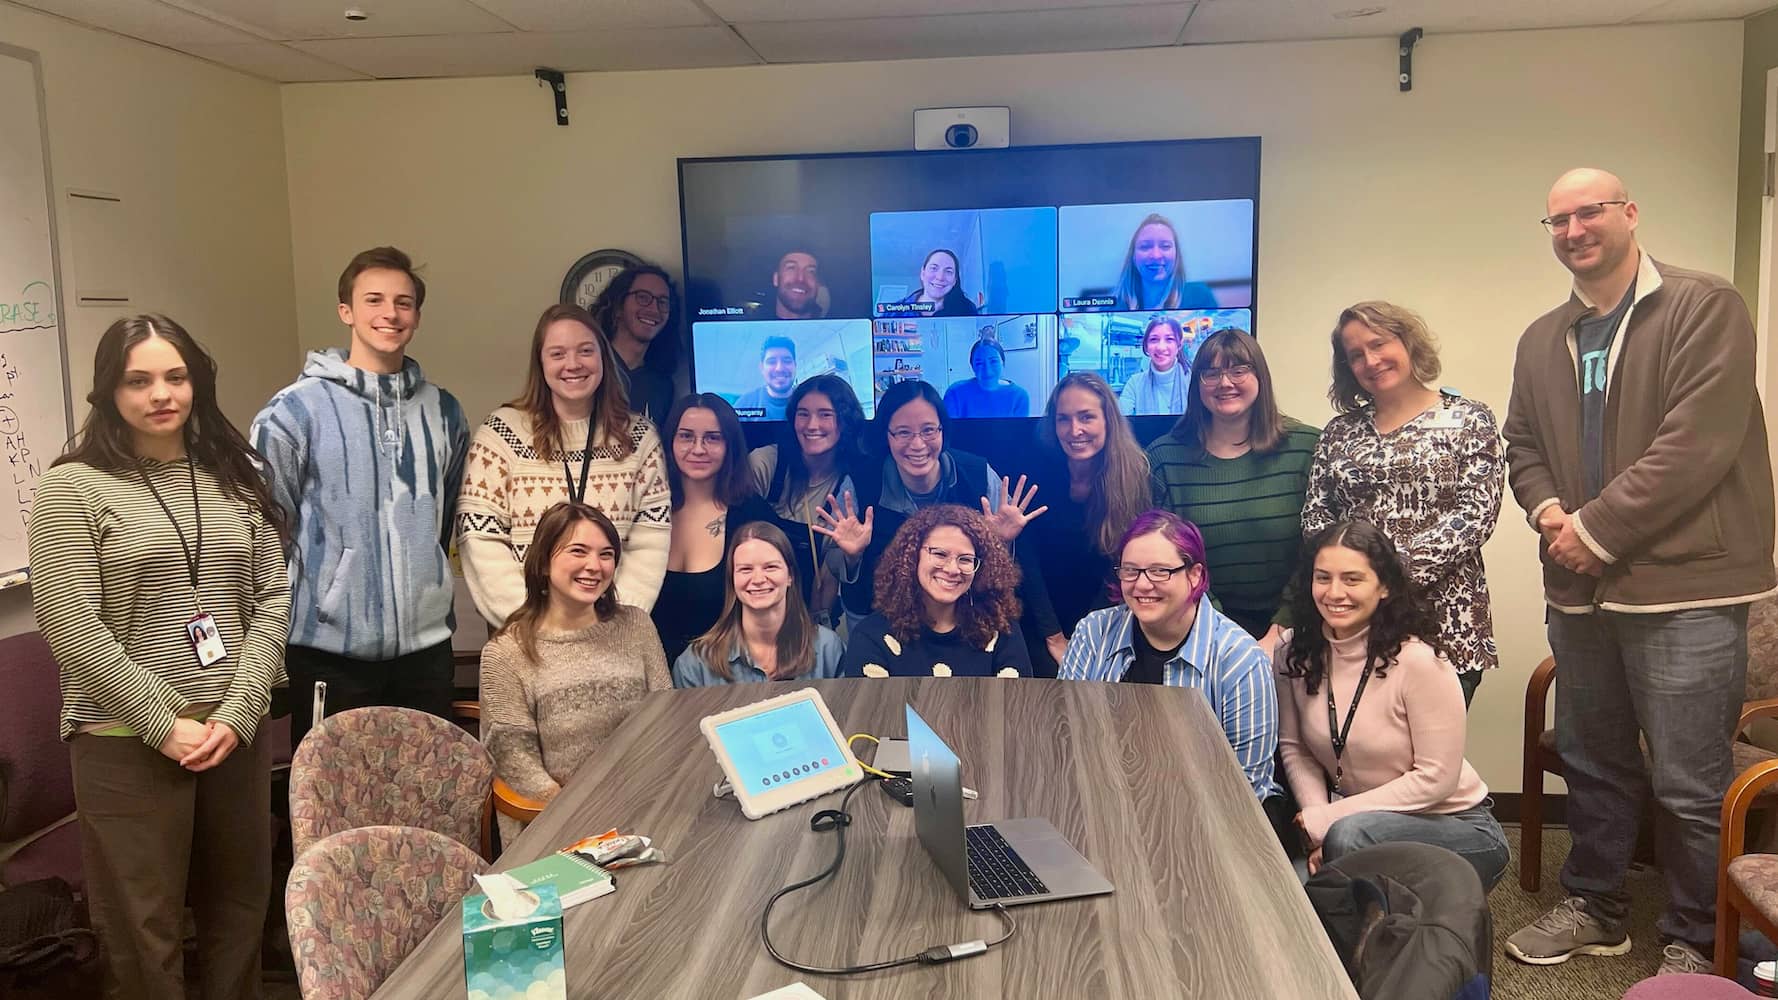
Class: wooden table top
370,677,1357,1000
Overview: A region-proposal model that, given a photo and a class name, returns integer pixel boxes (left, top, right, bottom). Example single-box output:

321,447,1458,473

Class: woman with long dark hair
749,374,867,619
840,505,1029,678
1019,372,1159,674
459,303,672,621
673,521,846,686
28,315,291,1000
1118,315,1193,416
1275,520,1507,888
895,248,978,317
1148,328,1320,647
481,503,670,839
590,262,680,425
652,394,774,664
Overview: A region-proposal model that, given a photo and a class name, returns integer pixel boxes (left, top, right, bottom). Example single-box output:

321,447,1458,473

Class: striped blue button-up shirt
1059,595,1280,799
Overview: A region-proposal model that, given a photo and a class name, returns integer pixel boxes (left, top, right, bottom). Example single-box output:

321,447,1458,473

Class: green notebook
499,851,615,909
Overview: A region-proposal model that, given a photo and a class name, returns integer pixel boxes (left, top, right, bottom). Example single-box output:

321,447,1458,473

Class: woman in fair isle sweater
458,304,672,624
479,503,670,837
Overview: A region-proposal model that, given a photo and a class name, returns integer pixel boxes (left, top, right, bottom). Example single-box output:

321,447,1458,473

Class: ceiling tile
180,40,373,81
460,0,716,32
708,0,1192,23
736,5,1196,63
290,26,760,78
1181,0,1673,44
10,0,262,46
166,0,516,41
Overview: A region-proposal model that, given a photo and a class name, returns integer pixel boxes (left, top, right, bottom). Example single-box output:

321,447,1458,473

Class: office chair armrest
1740,697,1778,736
1524,655,1556,738
1723,757,1778,867
493,777,547,823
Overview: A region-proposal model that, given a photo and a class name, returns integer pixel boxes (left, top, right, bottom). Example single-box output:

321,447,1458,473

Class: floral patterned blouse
1302,391,1503,673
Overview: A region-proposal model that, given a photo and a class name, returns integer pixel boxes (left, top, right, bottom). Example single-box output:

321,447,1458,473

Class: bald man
1503,169,1776,976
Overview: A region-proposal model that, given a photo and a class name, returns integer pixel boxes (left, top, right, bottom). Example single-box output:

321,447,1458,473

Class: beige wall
1737,7,1778,307
280,20,1746,794
0,3,298,636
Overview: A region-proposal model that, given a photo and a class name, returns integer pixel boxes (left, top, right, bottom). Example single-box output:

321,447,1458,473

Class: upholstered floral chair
285,824,487,1000
289,706,495,859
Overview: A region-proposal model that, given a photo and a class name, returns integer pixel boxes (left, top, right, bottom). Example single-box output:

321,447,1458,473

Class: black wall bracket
535,67,568,125
1399,28,1424,92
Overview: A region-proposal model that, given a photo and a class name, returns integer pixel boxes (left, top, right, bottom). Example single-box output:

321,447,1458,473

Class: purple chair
1620,973,1755,998
0,631,81,892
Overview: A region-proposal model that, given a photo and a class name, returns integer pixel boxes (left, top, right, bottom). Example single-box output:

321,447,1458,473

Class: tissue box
461,881,567,1000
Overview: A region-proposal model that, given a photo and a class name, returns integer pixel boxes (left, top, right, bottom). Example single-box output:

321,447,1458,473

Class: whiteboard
0,45,72,589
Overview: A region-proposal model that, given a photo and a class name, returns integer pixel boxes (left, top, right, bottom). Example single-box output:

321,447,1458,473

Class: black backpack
1306,842,1492,1000
0,876,102,1000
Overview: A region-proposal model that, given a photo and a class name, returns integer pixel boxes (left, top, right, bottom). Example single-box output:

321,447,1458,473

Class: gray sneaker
1656,942,1711,976
1505,897,1632,965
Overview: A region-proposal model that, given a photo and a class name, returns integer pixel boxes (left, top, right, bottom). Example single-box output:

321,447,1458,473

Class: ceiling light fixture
1333,6,1386,18
344,8,369,21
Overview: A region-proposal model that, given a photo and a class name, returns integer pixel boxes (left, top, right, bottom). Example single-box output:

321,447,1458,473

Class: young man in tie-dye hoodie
252,246,469,744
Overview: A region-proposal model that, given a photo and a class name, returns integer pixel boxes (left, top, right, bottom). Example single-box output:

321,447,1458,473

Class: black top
839,612,1030,677
624,362,676,428
1017,452,1165,677
648,495,776,665
1122,622,1183,686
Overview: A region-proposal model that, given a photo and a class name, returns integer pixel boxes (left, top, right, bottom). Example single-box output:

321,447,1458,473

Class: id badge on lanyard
141,459,225,668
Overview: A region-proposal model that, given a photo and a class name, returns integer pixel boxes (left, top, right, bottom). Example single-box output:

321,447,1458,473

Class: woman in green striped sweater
27,315,291,1000
1146,328,1320,650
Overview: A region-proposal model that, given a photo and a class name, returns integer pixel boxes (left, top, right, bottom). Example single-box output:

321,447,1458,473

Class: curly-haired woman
1275,520,1507,888
839,504,1029,678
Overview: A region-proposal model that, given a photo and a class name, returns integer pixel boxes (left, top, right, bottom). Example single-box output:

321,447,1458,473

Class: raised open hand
812,491,875,558
981,475,1048,543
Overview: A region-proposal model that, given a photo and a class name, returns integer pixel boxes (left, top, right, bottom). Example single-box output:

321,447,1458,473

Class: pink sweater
1275,628,1488,845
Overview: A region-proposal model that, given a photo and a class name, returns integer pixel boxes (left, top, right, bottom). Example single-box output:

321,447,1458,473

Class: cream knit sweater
457,406,671,623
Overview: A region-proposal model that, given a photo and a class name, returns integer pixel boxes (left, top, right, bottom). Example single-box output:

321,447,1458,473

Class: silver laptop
906,704,1113,909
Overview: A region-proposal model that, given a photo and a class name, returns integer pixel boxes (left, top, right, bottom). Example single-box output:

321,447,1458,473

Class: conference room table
371,677,1358,999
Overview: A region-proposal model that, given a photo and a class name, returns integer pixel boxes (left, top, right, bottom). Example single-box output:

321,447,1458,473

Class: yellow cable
846,733,896,780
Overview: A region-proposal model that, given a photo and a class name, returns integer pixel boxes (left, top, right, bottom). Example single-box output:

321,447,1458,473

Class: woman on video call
1119,315,1193,416
896,248,978,317
1111,213,1218,311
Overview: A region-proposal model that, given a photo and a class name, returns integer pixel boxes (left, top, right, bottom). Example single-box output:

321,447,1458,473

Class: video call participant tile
692,319,876,422
1058,200,1254,314
868,208,1058,319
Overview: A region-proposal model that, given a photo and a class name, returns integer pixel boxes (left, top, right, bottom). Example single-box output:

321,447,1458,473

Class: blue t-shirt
733,386,791,421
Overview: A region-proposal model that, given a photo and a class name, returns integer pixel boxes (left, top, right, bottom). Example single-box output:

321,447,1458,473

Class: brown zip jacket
1503,254,1776,613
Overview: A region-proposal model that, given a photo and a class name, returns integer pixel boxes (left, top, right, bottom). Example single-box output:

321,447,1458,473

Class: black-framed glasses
922,547,979,573
626,289,671,310
1540,201,1626,235
1114,563,1191,583
1198,364,1256,386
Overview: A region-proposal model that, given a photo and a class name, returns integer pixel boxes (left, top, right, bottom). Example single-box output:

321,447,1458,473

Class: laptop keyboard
966,825,1050,900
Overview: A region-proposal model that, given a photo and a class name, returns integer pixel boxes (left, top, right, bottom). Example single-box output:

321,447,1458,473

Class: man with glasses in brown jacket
1503,168,1776,978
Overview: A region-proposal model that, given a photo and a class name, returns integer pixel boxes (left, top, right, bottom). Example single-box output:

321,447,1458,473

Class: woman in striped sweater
28,315,291,1000
1147,328,1321,650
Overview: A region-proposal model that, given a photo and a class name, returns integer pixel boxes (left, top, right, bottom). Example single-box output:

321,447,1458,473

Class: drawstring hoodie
300,348,419,462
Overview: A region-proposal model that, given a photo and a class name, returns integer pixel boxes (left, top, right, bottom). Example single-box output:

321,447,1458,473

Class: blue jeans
1551,605,1749,951
1321,801,1512,889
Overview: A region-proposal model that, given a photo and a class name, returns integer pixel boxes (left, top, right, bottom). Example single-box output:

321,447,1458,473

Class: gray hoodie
251,348,470,660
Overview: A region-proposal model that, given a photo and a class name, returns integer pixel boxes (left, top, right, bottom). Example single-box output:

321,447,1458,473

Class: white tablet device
699,688,864,820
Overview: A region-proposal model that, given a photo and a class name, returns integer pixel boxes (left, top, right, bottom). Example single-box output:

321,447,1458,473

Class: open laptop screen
906,704,970,901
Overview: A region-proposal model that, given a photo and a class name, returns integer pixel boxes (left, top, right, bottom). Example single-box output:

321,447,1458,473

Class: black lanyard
1325,659,1377,792
139,457,203,612
561,420,596,504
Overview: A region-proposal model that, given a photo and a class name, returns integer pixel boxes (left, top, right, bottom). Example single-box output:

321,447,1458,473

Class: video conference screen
678,138,1261,423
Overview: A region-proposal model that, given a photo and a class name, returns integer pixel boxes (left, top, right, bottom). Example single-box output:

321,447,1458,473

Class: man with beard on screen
749,249,825,320
733,336,799,420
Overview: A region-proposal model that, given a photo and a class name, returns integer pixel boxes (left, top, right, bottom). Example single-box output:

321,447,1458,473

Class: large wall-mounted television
677,138,1261,449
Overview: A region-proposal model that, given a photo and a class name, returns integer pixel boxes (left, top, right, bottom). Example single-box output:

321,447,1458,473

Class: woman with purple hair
1058,510,1279,804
